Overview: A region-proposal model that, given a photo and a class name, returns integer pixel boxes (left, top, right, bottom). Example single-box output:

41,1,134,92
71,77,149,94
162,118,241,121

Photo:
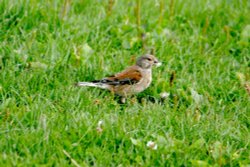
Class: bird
76,54,161,103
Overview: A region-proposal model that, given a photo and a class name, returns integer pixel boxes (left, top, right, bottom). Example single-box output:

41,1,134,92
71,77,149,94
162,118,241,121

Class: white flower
160,92,170,99
146,141,158,150
97,120,103,127
96,120,104,133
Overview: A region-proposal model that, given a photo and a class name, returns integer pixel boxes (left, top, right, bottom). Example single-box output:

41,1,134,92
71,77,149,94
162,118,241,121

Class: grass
0,0,249,166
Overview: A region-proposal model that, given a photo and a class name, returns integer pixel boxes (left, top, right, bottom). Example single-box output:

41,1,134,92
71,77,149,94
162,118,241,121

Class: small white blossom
97,120,103,127
96,120,104,133
160,92,170,99
146,141,158,150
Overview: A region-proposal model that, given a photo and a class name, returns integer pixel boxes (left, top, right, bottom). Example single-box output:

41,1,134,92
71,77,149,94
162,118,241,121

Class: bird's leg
113,94,126,104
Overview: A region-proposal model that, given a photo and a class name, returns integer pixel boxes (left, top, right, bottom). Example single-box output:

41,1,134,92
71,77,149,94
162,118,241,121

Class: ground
0,0,249,166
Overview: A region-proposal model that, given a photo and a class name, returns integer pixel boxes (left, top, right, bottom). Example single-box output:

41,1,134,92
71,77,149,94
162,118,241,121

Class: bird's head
136,54,161,69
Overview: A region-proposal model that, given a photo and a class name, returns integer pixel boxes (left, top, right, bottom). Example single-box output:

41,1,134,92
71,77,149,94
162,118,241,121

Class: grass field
0,0,250,166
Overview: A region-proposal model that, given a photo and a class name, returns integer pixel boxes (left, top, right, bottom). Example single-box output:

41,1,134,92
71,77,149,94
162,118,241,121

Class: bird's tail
76,82,109,89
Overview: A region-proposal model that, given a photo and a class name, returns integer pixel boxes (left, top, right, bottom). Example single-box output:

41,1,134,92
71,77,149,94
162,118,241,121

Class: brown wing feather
106,66,142,85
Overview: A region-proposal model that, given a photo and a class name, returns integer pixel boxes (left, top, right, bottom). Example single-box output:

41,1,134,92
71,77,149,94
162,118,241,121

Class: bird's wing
92,66,142,85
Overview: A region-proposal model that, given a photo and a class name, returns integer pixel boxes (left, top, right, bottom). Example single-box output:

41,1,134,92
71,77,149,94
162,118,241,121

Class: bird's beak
154,61,162,67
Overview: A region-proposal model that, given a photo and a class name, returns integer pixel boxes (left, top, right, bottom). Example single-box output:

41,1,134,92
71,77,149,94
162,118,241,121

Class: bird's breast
134,69,152,92
141,73,152,89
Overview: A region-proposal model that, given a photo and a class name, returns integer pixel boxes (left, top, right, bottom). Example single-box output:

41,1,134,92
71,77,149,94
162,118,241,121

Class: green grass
0,0,249,166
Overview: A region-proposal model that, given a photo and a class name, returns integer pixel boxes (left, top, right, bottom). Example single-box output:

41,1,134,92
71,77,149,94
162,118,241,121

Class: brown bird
76,54,161,103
